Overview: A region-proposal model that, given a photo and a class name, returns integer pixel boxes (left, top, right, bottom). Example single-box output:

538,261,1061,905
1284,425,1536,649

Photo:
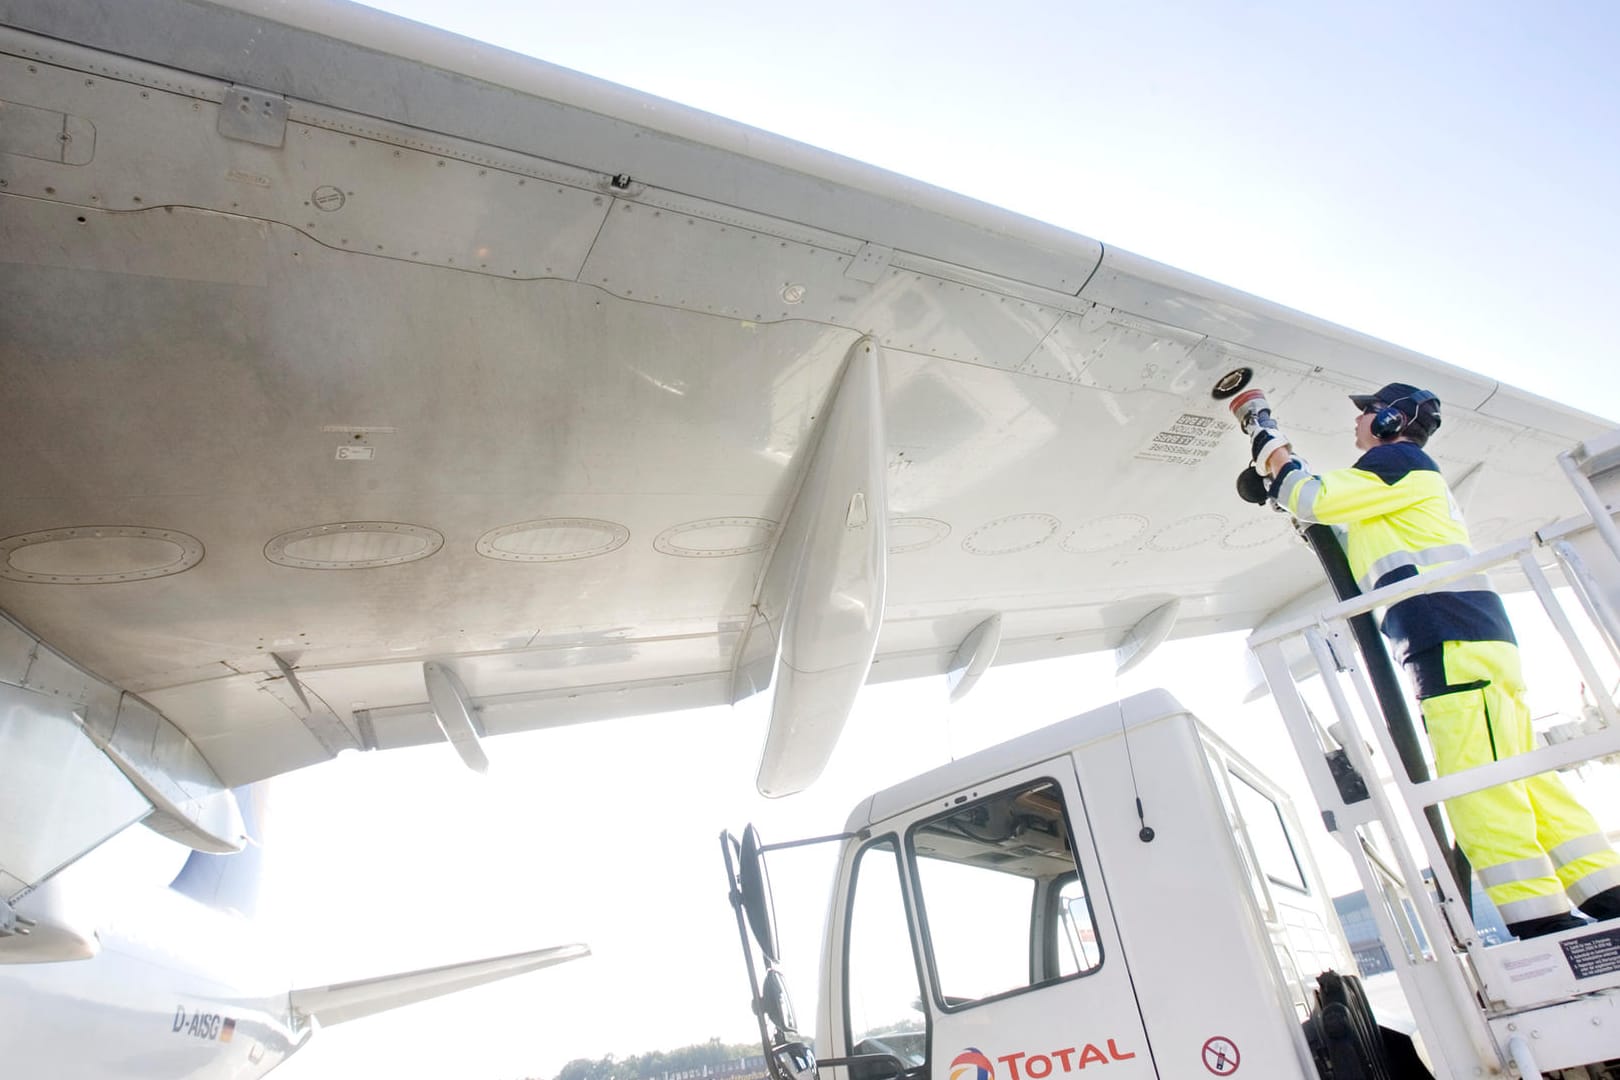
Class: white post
1549,539,1620,668
1559,449,1620,566
1519,553,1620,727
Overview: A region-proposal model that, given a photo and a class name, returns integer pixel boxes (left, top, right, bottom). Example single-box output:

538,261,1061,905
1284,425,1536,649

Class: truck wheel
1302,970,1430,1080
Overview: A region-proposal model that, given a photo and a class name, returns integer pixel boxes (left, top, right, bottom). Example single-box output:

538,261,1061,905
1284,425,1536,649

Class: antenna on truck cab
1112,689,1154,843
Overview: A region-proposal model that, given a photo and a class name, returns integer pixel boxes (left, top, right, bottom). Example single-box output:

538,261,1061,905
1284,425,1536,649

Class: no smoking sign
1201,1036,1240,1075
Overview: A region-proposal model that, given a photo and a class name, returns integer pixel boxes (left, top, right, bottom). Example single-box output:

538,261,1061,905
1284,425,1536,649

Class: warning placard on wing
1136,413,1229,465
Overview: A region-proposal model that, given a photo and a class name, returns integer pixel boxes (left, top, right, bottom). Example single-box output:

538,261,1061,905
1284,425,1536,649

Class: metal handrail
1409,726,1620,805
1244,442,1620,1074
1248,532,1537,649
1559,446,1620,566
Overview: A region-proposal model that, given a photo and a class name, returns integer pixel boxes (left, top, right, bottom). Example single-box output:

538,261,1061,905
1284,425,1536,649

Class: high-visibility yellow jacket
1272,442,1514,663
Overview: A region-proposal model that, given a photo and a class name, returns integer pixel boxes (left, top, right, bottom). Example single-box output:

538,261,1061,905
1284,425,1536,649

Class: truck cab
727,690,1368,1080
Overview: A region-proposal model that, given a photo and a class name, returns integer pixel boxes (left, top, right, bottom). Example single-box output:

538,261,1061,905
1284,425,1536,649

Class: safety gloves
1250,426,1292,478
1238,426,1299,508
1224,384,1296,510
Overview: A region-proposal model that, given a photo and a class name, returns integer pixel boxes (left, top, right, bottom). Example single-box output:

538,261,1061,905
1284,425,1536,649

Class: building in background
1334,878,1508,977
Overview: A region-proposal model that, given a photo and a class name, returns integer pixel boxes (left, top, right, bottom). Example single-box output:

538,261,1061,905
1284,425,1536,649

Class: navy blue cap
1349,382,1431,411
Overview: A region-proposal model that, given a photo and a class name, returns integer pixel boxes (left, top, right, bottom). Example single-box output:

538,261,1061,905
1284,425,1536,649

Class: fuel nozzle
1228,388,1276,436
1230,387,1281,504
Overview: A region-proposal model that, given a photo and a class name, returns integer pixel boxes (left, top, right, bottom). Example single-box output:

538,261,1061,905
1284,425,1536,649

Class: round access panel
654,517,777,558
1061,513,1149,554
962,514,1060,555
1145,514,1227,552
0,525,204,583
1221,516,1297,549
888,517,951,554
477,518,630,562
264,521,443,569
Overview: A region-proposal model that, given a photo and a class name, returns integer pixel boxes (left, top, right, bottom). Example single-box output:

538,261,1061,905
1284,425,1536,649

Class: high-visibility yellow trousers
1418,640,1620,926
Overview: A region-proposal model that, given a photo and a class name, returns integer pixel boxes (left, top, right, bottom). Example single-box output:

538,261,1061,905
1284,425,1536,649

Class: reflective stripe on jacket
1273,442,1514,662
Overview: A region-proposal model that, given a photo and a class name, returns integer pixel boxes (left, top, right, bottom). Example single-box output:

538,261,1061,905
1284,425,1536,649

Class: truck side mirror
771,1041,817,1080
762,968,798,1035
740,825,780,964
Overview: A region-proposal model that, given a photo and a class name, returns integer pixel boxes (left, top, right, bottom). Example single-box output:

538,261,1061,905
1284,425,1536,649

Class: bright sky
263,4,1620,1079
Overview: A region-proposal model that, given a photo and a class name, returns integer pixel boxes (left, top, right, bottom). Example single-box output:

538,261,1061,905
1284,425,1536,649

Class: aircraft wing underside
0,0,1607,818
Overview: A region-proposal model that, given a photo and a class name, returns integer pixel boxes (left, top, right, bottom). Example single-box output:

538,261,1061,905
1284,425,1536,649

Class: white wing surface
0,0,1606,807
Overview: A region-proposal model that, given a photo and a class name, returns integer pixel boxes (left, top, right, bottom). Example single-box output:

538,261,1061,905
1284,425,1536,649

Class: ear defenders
1372,389,1438,439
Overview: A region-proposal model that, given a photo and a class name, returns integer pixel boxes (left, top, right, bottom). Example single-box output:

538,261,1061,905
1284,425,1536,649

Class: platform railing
1248,505,1620,1075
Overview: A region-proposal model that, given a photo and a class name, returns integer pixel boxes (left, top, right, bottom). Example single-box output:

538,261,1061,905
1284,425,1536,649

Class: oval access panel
0,526,204,583
963,513,1060,556
888,517,951,554
477,518,630,563
265,521,443,569
654,518,777,558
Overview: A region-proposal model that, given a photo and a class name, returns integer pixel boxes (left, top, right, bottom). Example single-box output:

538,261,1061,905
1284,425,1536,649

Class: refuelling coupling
1228,387,1276,437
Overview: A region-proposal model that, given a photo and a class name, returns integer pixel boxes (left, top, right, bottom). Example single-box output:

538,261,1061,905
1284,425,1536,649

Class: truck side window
908,780,1099,1010
845,838,927,1072
1231,773,1307,893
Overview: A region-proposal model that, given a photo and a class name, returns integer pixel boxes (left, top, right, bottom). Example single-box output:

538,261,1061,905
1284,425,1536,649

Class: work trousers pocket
1421,686,1494,777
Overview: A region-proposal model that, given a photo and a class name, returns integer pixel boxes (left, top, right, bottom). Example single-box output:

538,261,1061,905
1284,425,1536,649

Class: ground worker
1251,381,1620,940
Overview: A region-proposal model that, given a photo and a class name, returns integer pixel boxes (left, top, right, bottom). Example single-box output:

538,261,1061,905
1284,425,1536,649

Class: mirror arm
759,829,869,854
815,1054,907,1070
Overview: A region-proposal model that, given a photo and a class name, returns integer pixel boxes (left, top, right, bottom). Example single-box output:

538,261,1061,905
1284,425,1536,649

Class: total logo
950,1041,1137,1079
950,1048,995,1080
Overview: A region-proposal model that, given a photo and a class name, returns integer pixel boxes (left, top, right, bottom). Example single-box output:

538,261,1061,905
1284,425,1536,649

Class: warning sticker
1502,950,1559,982
1561,928,1620,979
1137,413,1229,465
1201,1036,1240,1074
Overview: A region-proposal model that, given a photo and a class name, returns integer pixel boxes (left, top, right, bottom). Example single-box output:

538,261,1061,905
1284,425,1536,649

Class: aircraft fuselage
2,869,303,1079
